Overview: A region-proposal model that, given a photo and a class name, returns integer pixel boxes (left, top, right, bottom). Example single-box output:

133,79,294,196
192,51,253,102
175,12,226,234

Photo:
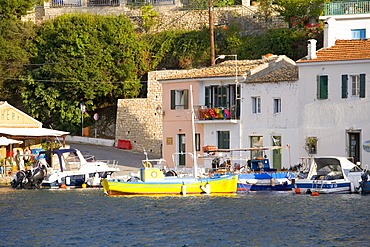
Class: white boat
39,149,119,188
292,156,363,194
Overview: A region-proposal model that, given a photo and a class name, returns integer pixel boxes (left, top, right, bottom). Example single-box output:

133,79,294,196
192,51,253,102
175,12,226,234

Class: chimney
323,17,336,48
307,39,317,60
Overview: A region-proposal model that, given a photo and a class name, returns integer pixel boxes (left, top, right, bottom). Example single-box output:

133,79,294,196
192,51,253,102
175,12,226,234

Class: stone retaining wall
115,70,184,155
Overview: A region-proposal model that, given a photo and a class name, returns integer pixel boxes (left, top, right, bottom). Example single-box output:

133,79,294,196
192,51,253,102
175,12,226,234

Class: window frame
273,98,281,114
252,97,261,114
317,75,328,99
217,131,230,149
170,89,189,110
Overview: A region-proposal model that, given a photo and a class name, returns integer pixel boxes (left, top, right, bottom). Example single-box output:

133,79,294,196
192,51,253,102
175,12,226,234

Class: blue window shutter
341,75,348,98
360,74,366,98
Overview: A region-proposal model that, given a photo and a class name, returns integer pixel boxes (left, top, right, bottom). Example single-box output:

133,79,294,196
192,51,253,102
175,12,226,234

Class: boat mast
190,85,198,177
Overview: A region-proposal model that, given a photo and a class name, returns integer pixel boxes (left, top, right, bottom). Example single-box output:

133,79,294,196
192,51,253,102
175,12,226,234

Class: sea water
0,186,369,246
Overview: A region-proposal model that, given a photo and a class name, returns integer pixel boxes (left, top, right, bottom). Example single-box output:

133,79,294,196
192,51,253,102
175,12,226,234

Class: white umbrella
0,137,23,146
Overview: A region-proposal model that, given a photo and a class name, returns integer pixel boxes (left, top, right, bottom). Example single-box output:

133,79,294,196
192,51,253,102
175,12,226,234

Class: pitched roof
297,39,370,63
159,55,298,82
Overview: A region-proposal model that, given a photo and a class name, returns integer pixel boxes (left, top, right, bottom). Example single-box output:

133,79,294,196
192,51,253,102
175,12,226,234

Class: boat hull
293,180,352,194
214,171,295,192
102,174,238,196
237,182,293,191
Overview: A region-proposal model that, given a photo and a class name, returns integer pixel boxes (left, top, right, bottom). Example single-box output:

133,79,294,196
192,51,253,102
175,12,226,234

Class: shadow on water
1,186,369,246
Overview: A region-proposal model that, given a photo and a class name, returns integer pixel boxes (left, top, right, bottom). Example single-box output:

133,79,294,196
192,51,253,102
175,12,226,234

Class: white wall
297,60,370,165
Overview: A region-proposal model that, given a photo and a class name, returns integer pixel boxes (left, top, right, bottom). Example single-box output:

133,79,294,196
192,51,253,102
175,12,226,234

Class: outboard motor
11,170,27,188
11,165,46,189
30,165,47,188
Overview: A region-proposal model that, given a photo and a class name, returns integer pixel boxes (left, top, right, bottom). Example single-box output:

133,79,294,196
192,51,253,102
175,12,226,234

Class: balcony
324,0,370,16
195,106,239,123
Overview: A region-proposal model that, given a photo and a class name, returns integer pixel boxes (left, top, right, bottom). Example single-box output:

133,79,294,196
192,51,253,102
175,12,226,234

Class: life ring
143,162,152,168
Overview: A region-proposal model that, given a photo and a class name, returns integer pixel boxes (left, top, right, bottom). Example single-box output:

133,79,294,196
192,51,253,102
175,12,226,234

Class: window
341,74,366,98
171,89,188,110
351,29,366,39
252,97,261,114
317,75,328,99
205,84,238,108
217,131,230,149
351,75,360,96
273,98,281,114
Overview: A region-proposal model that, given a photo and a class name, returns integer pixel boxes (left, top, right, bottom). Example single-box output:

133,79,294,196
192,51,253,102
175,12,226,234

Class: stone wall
115,70,174,155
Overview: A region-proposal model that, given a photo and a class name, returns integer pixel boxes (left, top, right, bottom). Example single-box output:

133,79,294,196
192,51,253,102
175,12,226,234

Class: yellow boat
102,167,238,196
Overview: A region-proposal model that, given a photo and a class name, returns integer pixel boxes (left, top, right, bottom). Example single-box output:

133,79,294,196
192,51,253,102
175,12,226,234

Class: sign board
363,140,370,152
93,113,99,121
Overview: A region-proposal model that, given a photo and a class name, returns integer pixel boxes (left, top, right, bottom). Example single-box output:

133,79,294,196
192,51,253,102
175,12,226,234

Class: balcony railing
51,0,82,7
196,106,239,121
50,0,174,7
324,0,370,15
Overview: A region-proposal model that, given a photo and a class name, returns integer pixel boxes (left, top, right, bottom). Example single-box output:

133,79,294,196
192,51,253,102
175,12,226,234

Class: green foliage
140,5,159,33
0,19,36,103
23,13,150,132
0,0,42,20
273,0,326,27
147,29,211,69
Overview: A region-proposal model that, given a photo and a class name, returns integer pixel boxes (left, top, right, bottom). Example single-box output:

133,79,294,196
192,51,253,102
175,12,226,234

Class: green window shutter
318,75,328,99
171,90,176,109
360,74,366,98
205,87,210,107
183,89,189,109
341,75,348,98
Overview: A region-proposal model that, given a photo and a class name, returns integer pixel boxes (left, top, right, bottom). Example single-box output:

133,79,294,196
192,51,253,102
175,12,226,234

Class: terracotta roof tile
297,39,370,63
160,55,298,82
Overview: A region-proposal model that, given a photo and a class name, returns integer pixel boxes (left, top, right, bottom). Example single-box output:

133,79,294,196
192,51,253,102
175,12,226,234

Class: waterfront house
158,55,299,169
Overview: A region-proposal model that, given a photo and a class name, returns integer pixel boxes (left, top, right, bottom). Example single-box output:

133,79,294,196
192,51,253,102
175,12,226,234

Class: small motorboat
39,149,119,188
292,156,363,194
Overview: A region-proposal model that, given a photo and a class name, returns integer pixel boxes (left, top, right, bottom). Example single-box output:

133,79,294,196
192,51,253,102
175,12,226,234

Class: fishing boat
102,169,237,196
204,145,296,192
292,156,363,194
39,149,119,188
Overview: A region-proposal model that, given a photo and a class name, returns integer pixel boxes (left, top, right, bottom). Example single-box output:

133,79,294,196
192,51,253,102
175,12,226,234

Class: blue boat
207,146,296,192
293,157,363,194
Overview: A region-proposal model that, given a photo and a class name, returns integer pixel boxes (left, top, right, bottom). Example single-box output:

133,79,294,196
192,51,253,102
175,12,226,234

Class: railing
51,0,82,7
87,0,120,6
196,106,238,121
50,0,120,7
126,0,175,7
324,0,370,15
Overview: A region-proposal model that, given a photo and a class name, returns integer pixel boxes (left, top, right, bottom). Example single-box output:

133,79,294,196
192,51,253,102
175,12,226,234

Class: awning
0,128,69,138
0,137,23,146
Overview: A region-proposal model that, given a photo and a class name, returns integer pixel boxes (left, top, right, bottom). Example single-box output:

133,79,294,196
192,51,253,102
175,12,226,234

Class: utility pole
209,0,215,65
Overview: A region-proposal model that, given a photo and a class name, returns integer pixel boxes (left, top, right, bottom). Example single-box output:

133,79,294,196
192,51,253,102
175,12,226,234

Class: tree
0,19,36,105
273,0,326,27
22,13,151,133
0,0,42,20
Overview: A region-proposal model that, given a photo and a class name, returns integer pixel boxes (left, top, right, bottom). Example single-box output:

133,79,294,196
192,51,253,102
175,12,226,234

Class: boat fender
143,162,152,168
311,192,319,196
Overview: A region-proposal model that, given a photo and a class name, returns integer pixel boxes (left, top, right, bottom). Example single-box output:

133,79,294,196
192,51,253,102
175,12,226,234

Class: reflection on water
1,186,369,246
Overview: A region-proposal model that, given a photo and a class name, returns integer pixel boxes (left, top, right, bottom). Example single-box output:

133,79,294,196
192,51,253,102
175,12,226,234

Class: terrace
324,0,370,15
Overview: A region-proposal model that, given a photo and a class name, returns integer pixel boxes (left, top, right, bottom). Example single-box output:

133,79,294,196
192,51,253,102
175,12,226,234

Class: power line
0,77,148,84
